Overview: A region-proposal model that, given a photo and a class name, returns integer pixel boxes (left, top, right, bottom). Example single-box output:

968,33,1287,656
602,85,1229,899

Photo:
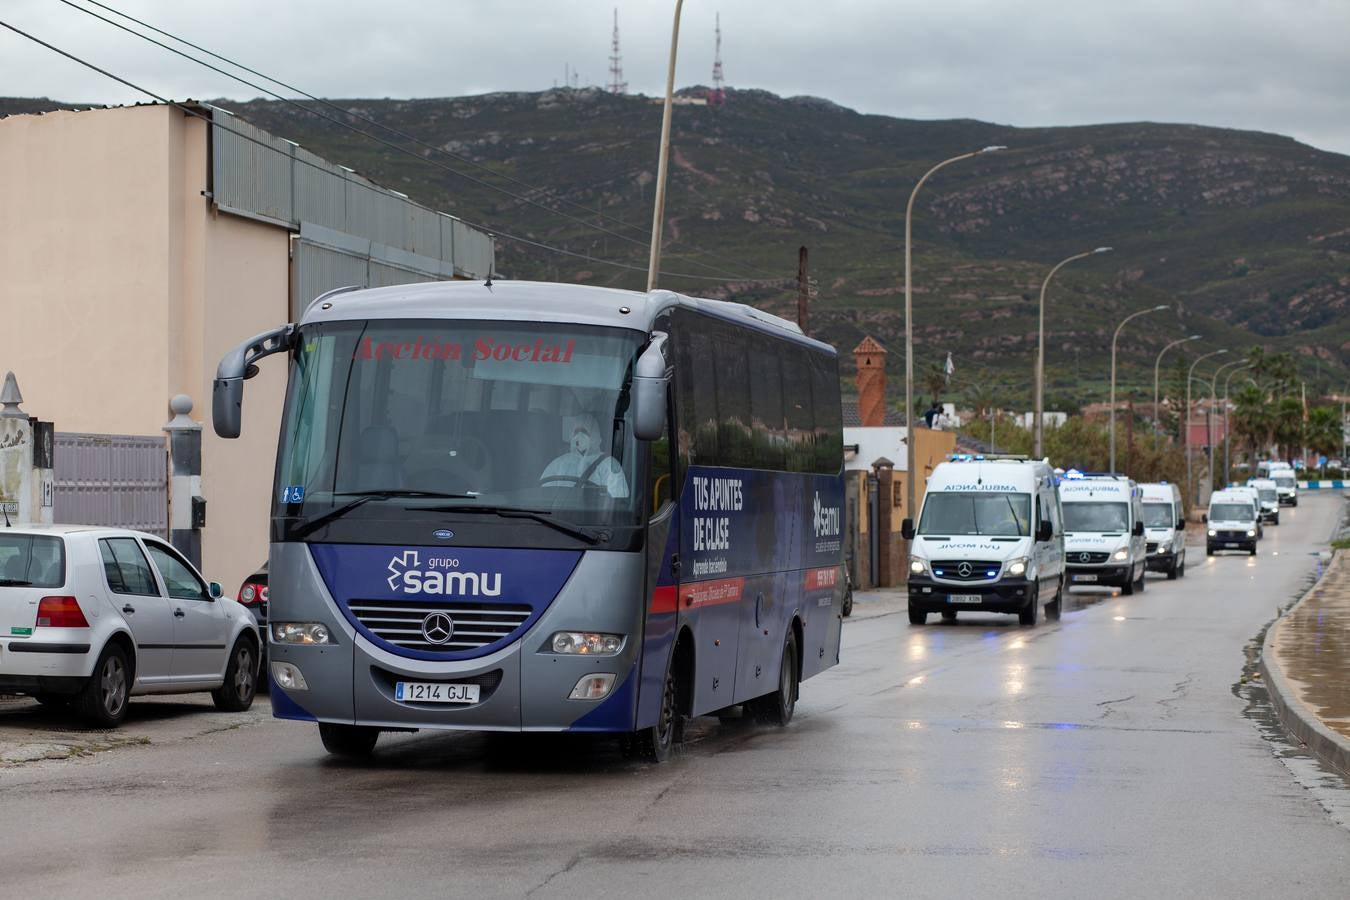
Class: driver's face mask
571,428,591,456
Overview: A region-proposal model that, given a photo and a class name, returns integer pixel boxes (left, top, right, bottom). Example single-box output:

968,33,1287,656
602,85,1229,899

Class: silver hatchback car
0,526,260,726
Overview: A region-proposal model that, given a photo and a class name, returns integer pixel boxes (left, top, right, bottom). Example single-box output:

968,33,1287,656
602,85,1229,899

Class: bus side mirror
1036,520,1053,542
632,332,669,442
212,324,297,439
901,518,915,541
1132,520,1144,537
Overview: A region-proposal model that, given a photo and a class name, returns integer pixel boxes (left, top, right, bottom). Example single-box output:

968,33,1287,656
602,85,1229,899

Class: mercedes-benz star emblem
1080,552,1093,563
421,612,455,645
957,562,973,578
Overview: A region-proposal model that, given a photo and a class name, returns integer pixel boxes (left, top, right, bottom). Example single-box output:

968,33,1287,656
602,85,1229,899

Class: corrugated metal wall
210,107,494,313
53,434,168,537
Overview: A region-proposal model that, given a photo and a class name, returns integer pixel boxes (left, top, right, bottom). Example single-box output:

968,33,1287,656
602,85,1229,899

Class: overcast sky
6,0,1350,155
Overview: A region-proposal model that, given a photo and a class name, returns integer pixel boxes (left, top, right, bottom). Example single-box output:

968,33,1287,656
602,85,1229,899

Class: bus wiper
291,490,477,539
417,505,608,545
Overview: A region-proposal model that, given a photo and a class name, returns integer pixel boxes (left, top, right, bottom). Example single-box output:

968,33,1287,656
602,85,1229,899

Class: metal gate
53,433,168,537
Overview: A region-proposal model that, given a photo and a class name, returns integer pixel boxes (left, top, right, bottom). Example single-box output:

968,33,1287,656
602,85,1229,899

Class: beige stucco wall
0,105,290,593
0,106,175,433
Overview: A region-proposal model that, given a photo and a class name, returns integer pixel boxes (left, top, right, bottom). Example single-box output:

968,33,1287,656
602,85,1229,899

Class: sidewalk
1262,550,1350,777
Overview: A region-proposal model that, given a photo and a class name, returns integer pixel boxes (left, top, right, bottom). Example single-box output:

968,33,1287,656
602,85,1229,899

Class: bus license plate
949,594,981,604
395,682,480,704
1073,574,1098,583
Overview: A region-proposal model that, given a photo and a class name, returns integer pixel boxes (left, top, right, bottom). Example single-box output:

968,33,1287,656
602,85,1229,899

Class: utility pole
796,246,809,335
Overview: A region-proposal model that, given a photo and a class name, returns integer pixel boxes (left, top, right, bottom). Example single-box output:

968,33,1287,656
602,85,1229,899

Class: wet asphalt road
2,495,1348,899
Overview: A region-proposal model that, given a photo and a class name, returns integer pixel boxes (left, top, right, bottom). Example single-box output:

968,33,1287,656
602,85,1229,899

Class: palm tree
1304,407,1342,465
1230,384,1271,467
1272,396,1304,459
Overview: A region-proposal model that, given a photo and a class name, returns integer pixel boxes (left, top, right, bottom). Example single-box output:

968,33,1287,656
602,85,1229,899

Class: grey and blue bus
213,280,846,760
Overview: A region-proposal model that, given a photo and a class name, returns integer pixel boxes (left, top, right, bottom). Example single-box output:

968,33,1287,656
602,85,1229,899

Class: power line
57,0,782,283
0,19,750,284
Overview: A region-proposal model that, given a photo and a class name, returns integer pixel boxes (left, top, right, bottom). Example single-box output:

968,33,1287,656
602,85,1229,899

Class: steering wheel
539,454,615,491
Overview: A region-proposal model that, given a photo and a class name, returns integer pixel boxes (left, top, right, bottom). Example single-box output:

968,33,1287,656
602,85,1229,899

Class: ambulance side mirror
1036,520,1053,543
632,332,669,442
901,518,915,541
1132,520,1145,537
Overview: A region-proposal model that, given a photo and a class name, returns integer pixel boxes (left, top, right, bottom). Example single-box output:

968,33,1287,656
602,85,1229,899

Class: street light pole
1034,246,1112,457
645,0,685,291
1186,349,1227,507
1109,304,1169,472
1221,363,1254,484
1153,334,1201,430
904,145,1004,522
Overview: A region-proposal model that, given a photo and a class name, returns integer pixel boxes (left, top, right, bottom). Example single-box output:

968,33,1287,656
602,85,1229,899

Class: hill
5,89,1348,410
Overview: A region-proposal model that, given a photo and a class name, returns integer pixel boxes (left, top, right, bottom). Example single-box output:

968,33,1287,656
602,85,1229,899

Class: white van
1269,467,1298,507
1227,485,1265,538
1245,478,1280,525
903,457,1065,627
1206,489,1259,555
1059,473,1147,594
1139,482,1187,579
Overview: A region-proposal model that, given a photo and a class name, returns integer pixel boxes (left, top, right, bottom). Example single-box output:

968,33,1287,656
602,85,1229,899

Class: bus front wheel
633,651,685,762
749,631,798,726
319,723,379,758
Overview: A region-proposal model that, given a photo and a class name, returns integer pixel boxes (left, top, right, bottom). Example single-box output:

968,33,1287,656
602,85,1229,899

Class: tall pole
1186,349,1228,507
1153,334,1201,429
1222,363,1254,485
1034,246,1112,457
646,0,684,292
904,145,1004,521
1109,304,1168,472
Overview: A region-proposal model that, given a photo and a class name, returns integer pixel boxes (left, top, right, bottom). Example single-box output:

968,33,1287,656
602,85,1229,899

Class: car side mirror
631,332,669,442
901,518,915,541
1176,518,1185,530
208,581,224,600
1036,520,1053,542
1132,521,1144,537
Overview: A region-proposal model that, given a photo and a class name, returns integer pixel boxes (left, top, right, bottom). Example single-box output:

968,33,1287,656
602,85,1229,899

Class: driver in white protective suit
540,414,629,498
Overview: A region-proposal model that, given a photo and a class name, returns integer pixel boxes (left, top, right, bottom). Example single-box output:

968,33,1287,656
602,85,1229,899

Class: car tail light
36,596,89,629
238,582,268,607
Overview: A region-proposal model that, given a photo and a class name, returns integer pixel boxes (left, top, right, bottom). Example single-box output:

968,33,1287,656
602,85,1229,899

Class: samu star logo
387,551,419,591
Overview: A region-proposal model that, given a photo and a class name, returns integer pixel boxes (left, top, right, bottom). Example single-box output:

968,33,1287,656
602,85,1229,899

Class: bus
213,280,846,760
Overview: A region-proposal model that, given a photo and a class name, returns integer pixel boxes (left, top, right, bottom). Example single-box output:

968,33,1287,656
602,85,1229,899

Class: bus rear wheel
319,723,379,758
749,631,798,726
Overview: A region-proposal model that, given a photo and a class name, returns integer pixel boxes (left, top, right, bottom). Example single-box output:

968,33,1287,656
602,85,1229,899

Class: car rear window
0,534,66,588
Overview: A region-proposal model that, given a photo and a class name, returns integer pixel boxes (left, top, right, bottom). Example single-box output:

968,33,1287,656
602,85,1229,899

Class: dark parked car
237,562,268,663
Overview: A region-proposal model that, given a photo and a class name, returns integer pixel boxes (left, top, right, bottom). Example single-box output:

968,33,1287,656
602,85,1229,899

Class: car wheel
1135,565,1147,593
318,723,380,758
1249,544,1257,556
1206,546,1215,557
908,605,928,626
1018,583,1040,626
77,642,130,727
1122,572,1135,595
1178,556,1186,578
841,586,854,618
212,636,258,712
1046,579,1063,621
749,630,798,726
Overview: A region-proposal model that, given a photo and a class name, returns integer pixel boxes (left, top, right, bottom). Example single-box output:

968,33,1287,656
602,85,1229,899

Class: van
1227,485,1265,538
1269,467,1298,507
1139,482,1187,579
1245,478,1280,525
1206,489,1259,555
902,457,1065,627
1059,473,1147,594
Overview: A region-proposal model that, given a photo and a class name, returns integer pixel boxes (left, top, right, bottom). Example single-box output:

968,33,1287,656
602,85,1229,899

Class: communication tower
608,8,627,95
707,13,726,106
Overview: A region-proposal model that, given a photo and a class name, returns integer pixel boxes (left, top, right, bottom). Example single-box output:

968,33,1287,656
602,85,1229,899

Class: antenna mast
608,8,628,95
708,12,726,106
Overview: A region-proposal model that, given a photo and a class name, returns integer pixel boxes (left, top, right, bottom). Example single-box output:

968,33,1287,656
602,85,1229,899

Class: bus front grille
346,600,533,653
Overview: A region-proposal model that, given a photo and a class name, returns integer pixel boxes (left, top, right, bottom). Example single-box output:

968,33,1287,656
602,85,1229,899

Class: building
841,337,955,589
0,103,494,591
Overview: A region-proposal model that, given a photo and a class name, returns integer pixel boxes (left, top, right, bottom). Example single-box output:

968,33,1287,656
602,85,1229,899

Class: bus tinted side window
782,345,816,473
715,329,752,468
747,333,786,471
810,352,843,474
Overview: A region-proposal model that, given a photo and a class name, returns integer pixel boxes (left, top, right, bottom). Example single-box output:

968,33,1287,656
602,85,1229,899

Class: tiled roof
842,400,906,428
852,336,888,355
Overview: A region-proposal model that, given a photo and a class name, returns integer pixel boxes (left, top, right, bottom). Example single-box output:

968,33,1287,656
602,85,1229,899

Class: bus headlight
910,558,928,576
270,661,309,691
271,622,332,645
550,632,624,656
1005,558,1028,578
1113,549,1129,561
568,673,617,700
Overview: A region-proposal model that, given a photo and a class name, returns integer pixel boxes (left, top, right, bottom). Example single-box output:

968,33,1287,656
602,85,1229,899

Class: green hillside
6,89,1348,411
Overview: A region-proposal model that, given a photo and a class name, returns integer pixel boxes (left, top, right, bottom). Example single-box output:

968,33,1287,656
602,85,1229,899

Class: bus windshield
1143,503,1175,528
917,492,1031,537
1063,502,1129,533
274,319,647,537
